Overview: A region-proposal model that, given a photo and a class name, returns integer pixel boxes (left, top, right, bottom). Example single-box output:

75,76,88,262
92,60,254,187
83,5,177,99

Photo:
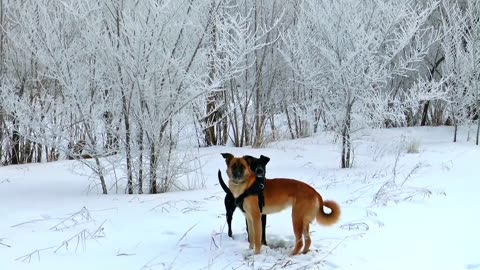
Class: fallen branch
54,220,107,253
50,206,92,231
15,246,55,263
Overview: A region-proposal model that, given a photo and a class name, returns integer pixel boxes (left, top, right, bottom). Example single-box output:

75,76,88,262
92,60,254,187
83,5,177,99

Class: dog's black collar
235,178,265,213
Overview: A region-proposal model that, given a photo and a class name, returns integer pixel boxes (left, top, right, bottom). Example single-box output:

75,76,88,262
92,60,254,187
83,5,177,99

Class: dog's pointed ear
243,155,255,165
260,155,270,165
221,153,234,164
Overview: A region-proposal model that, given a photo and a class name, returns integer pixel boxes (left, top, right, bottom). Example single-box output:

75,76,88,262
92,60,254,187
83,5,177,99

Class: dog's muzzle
233,171,243,179
255,167,265,178
231,176,245,184
228,170,245,184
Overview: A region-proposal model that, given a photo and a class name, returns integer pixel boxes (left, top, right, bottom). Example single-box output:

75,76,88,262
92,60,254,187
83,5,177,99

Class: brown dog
221,153,341,255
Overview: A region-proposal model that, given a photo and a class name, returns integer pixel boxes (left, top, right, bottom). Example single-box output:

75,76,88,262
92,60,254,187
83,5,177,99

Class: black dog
218,155,270,245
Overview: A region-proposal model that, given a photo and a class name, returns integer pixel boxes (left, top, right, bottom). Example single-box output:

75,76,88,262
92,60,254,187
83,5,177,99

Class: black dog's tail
218,170,231,194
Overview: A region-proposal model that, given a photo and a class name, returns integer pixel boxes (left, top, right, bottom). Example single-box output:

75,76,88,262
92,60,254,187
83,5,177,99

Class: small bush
404,138,421,154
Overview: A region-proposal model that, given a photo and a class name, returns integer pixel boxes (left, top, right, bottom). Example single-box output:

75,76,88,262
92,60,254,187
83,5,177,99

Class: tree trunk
420,101,430,126
341,102,353,168
285,103,295,140
270,115,276,141
114,5,133,194
222,101,228,145
122,92,133,194
138,126,144,194
205,97,217,146
475,106,480,145
149,142,157,194
454,124,458,143
103,111,118,155
205,3,218,146
11,118,20,165
241,109,250,146
421,56,445,127
452,104,458,142
254,86,263,147
36,144,42,163
229,80,240,147
94,157,108,194
25,140,33,163
160,121,175,193
313,108,320,134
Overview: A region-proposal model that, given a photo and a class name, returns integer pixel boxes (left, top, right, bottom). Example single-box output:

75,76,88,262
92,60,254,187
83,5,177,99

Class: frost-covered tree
463,0,480,145
1,0,479,194
282,0,443,168
197,0,288,148
439,0,480,144
0,0,291,193
0,0,112,192
440,1,473,141
193,1,282,147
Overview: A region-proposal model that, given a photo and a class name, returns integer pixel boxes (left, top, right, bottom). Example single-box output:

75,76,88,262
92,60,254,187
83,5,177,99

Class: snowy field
1,126,479,270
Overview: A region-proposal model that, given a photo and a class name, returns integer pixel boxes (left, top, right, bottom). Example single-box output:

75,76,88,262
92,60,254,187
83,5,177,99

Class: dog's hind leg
291,207,305,255
301,223,311,254
225,194,236,238
226,212,233,237
245,218,250,241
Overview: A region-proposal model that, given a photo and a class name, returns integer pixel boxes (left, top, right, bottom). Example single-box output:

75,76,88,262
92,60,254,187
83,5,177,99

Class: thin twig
0,242,12,248
400,162,427,187
176,222,199,246
11,217,55,228
117,252,136,256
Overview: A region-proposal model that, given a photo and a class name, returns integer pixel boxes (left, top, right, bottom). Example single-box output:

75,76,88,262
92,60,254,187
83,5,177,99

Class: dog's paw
242,249,255,259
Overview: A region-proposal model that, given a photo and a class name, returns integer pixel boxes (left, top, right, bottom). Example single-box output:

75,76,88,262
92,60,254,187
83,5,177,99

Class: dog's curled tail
316,200,341,226
217,170,231,194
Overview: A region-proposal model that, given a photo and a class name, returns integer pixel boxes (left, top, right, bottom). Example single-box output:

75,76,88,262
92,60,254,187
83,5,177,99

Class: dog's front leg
245,213,255,250
244,196,262,254
252,212,262,254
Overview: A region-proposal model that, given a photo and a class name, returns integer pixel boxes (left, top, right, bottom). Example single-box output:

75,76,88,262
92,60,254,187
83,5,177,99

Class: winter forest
0,0,479,195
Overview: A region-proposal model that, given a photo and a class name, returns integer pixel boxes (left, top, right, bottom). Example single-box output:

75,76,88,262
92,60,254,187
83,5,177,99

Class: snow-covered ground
1,126,479,270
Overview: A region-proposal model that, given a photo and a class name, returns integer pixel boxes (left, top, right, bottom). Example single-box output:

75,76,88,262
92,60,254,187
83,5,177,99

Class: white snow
1,126,479,270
